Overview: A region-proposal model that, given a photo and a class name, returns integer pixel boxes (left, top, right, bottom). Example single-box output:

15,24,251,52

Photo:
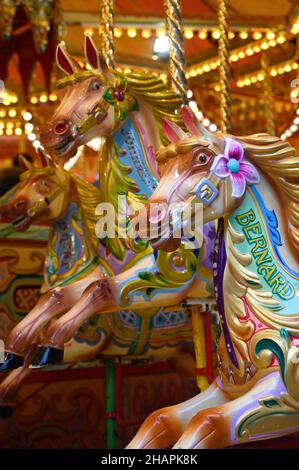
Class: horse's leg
0,347,36,418
1,268,105,371
33,255,193,363
126,379,231,449
0,321,105,417
0,289,69,371
173,371,299,449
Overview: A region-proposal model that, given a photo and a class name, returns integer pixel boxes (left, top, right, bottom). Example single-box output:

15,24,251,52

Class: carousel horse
0,146,213,414
21,34,214,367
127,106,299,449
0,35,215,413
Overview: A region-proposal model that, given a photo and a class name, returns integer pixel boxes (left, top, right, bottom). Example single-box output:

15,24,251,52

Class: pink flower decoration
211,137,260,198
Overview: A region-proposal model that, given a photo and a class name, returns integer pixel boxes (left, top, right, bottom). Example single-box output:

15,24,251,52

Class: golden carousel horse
0,36,216,414
127,106,299,449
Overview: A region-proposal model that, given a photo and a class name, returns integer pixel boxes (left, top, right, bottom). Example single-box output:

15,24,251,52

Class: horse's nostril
54,119,68,135
16,200,26,209
11,199,27,216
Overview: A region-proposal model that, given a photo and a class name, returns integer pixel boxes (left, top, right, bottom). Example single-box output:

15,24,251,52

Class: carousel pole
218,0,231,133
165,0,212,391
106,358,117,449
188,0,232,390
100,0,116,70
261,52,275,135
164,0,188,104
100,0,117,450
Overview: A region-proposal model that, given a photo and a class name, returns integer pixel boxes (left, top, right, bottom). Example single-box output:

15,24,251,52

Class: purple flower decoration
211,138,260,198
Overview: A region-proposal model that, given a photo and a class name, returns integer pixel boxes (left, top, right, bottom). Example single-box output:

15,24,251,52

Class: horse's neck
215,177,299,382
110,101,160,198
42,187,98,291
227,174,299,301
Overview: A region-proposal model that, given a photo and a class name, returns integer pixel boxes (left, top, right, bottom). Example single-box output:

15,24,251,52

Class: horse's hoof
0,405,13,419
31,346,64,367
0,352,24,372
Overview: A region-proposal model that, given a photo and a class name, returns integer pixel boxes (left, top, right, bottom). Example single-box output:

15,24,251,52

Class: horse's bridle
71,96,110,139
69,73,137,141
190,172,220,206
18,171,70,221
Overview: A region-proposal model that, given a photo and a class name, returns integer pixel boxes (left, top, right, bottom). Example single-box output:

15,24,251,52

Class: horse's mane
71,174,102,252
236,133,299,256
123,71,183,145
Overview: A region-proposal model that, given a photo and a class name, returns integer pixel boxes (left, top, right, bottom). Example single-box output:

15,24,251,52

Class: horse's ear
84,34,99,70
99,55,109,73
181,105,225,150
84,34,108,72
18,155,32,171
162,119,187,144
37,148,53,168
181,105,203,137
56,43,81,75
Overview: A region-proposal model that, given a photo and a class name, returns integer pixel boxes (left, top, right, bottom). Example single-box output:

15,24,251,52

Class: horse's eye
37,179,51,193
197,153,207,164
90,81,101,91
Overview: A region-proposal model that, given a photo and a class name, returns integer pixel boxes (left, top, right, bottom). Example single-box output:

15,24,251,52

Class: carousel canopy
0,0,298,163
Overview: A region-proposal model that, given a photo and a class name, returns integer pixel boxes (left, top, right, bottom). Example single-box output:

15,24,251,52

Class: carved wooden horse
0,148,213,415
27,35,214,368
0,36,215,414
128,106,299,449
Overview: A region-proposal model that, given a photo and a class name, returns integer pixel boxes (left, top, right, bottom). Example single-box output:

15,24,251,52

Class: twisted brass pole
164,0,188,104
218,0,231,133
261,52,275,135
100,0,115,70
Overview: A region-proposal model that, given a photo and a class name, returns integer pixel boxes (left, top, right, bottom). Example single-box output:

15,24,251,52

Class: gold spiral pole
100,0,115,70
164,0,188,104
261,52,275,135
218,0,231,133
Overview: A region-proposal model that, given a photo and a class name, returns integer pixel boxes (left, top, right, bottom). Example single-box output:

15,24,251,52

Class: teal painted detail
112,117,158,198
227,158,240,173
230,188,299,313
251,186,299,278
280,327,291,346
255,338,286,384
261,398,281,408
127,313,155,356
127,316,142,355
141,316,154,355
237,410,260,438
237,410,299,439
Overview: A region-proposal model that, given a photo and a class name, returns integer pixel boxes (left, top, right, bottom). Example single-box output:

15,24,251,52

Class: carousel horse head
40,34,139,162
0,149,69,231
137,105,299,251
